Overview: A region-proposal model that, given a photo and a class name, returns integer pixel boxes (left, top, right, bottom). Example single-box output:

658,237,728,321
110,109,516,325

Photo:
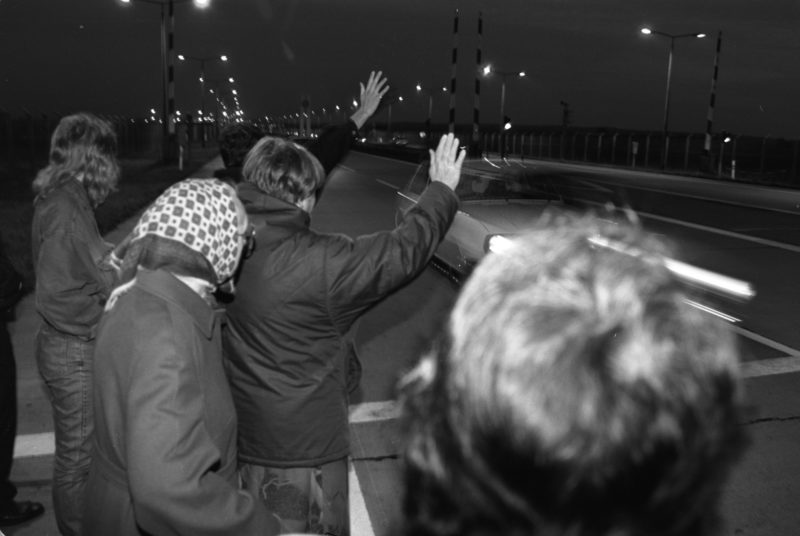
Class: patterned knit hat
131,178,242,283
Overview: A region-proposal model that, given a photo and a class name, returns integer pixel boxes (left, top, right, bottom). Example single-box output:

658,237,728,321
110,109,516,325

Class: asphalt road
7,152,800,535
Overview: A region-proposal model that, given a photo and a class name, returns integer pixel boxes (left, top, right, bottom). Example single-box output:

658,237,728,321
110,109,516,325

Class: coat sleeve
306,120,358,176
34,229,110,339
124,314,274,536
325,181,458,331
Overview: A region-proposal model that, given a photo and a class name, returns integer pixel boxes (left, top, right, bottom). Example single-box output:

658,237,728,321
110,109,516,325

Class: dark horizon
1,0,798,139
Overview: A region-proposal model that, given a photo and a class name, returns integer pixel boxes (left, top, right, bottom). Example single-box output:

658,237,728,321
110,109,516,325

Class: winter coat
84,269,274,536
31,178,116,340
223,180,458,467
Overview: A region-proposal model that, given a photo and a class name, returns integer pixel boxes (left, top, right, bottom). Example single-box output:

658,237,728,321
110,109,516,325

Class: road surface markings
349,400,402,423
349,459,376,536
741,356,800,378
376,179,399,191
578,198,800,254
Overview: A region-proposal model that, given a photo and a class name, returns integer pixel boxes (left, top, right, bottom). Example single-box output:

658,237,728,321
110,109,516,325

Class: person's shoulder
34,184,83,230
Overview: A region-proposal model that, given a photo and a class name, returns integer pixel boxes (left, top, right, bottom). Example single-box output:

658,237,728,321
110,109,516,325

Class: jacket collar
236,182,310,232
135,269,218,338
41,177,93,213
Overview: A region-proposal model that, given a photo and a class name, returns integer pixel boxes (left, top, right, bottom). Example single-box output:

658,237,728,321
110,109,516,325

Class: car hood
458,200,564,235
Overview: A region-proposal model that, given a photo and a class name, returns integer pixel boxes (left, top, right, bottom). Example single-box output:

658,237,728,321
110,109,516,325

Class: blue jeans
36,323,94,536
240,458,349,536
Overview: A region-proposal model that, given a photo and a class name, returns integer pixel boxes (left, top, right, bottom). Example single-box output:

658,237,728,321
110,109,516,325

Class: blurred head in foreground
399,213,745,536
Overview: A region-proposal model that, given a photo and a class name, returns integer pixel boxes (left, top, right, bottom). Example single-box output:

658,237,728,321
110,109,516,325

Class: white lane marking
734,325,800,358
581,199,800,254
349,459,376,536
349,400,401,423
742,356,800,378
376,179,400,191
338,165,356,173
13,432,54,459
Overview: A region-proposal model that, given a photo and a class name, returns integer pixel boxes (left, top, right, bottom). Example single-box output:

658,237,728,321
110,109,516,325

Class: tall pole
499,77,507,159
426,94,433,143
160,3,169,163
449,9,459,134
167,0,176,162
472,11,483,154
661,37,675,169
199,59,206,147
704,31,722,163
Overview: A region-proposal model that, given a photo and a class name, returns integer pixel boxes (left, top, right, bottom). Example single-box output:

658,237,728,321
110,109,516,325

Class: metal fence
480,128,800,187
357,121,800,188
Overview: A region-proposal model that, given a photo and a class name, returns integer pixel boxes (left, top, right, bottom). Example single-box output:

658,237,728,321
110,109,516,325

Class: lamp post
386,96,404,139
415,83,447,144
119,0,211,163
177,53,227,145
483,64,525,159
640,27,706,169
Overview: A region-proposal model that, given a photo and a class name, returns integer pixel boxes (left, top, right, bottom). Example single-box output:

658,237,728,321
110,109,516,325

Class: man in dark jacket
223,122,465,534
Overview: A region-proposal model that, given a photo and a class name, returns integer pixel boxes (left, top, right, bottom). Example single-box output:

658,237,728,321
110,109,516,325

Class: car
396,161,574,280
396,161,755,323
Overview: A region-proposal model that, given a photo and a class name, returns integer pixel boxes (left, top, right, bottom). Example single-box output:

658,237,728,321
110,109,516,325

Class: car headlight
485,234,517,255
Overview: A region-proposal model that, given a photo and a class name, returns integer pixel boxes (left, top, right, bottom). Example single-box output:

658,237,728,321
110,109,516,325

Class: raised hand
428,133,466,192
350,71,390,129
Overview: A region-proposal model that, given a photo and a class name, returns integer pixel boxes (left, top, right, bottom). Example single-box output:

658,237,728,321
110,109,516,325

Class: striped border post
472,12,483,154
449,8,459,134
167,0,176,145
703,31,722,162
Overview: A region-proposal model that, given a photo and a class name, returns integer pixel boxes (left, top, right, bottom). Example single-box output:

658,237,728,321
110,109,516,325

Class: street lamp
415,83,448,143
119,0,211,163
387,95,404,138
177,53,228,145
483,64,526,159
640,27,706,169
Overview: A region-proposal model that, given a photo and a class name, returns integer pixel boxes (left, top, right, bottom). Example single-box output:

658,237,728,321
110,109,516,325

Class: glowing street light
177,53,228,136
415,83,447,142
640,27,707,168
483,64,526,159
119,0,212,162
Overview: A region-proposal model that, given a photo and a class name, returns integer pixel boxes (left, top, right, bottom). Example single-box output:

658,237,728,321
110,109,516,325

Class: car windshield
455,171,561,202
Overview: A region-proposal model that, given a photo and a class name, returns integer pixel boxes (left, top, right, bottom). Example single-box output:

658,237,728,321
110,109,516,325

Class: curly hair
399,212,746,536
33,112,120,208
242,136,325,205
218,122,265,169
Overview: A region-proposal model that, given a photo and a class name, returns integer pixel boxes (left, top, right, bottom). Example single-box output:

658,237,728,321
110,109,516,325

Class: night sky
1,0,798,139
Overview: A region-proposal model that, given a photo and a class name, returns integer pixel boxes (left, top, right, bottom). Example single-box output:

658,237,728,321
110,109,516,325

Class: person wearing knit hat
83,179,276,536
